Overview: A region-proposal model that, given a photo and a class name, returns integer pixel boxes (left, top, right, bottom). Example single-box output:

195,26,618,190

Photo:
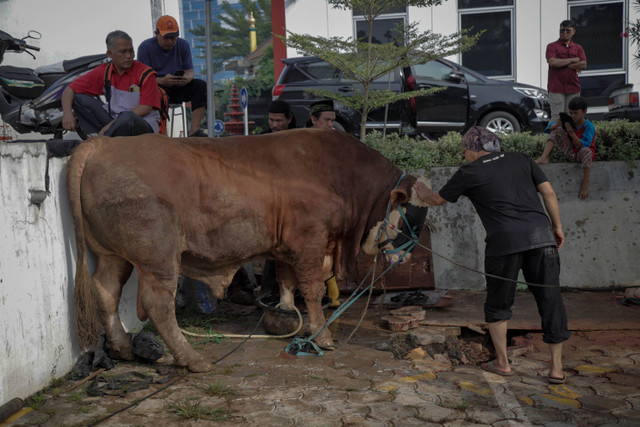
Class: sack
103,62,169,134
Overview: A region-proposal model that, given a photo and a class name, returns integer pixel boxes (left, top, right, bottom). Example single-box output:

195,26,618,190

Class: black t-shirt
439,152,555,256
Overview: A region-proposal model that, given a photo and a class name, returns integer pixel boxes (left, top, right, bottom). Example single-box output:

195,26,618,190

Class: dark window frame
458,4,515,80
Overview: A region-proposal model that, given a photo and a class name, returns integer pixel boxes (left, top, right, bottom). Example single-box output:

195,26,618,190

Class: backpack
103,62,169,134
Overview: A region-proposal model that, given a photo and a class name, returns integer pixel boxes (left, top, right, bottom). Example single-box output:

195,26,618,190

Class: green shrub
364,120,640,169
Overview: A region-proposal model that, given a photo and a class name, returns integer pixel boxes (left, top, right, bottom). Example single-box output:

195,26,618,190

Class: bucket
256,293,332,335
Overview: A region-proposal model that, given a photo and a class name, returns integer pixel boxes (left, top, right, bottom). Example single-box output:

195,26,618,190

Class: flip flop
480,360,514,376
548,374,566,384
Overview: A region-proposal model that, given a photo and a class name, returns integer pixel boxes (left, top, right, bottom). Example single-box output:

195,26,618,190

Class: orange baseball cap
156,15,179,37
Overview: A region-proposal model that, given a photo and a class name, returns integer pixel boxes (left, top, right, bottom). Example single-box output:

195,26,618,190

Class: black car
272,56,550,136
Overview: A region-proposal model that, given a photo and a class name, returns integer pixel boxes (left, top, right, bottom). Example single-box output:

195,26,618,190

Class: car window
284,61,340,83
412,61,454,81
342,70,400,84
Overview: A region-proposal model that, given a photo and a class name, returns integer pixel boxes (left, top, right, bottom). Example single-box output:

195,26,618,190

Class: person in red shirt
62,30,162,138
546,20,587,124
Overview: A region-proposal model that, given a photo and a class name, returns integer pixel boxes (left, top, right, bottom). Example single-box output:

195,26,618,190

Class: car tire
479,111,521,134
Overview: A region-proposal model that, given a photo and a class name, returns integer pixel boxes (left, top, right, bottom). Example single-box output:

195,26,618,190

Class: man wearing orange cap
138,15,208,137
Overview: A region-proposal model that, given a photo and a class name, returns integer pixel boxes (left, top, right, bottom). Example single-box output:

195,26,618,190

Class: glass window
282,61,340,83
569,1,624,71
460,10,513,78
458,0,513,8
412,61,453,81
578,73,626,104
355,17,405,45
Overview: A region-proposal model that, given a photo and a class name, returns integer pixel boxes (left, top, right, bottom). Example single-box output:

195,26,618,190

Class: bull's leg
138,270,212,373
93,255,135,360
294,265,336,350
274,261,296,310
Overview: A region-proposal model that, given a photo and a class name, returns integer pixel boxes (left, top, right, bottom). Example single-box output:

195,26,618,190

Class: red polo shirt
69,61,161,109
546,39,586,94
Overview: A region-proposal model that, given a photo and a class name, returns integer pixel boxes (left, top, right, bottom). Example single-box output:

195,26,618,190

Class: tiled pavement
5,295,640,426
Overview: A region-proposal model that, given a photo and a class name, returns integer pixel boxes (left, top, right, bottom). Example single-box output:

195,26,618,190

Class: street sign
240,87,248,110
213,119,225,136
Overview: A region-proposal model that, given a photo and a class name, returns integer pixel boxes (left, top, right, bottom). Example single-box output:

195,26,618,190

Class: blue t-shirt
137,37,194,77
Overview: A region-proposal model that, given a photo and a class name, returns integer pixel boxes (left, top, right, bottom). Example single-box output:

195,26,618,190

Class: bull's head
362,176,431,264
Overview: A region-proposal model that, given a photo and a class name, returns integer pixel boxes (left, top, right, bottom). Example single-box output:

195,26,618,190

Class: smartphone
174,70,185,77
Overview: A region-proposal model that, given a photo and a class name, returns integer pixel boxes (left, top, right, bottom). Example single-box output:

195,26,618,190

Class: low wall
0,142,638,406
0,142,142,406
427,160,640,290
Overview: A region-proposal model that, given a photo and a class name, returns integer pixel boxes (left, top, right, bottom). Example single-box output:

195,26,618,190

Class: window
569,0,626,107
459,3,514,78
413,61,453,81
353,8,407,45
569,1,625,72
282,61,340,83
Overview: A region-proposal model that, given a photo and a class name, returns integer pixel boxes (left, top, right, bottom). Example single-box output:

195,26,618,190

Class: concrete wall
0,142,143,407
428,160,640,290
0,142,638,406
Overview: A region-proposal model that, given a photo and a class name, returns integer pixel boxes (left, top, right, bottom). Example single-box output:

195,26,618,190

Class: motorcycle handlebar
25,43,40,51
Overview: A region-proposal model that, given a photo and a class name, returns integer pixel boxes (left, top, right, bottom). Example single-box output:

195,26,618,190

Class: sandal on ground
548,374,566,384
480,360,514,376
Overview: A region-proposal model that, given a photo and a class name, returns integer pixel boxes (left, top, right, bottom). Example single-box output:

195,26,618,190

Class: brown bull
67,129,428,372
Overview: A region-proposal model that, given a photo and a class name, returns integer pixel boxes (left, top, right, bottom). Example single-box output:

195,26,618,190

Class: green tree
284,0,480,140
190,0,272,71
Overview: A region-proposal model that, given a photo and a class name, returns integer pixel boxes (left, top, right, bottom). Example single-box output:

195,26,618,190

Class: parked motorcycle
0,30,108,139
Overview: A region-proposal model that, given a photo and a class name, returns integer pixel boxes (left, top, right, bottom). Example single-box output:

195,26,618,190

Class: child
536,96,595,199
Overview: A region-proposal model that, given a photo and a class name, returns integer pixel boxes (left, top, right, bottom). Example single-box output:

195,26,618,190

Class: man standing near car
137,15,208,137
546,20,587,123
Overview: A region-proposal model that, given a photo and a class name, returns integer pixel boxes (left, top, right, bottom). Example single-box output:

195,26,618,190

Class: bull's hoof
176,356,213,373
315,337,336,351
188,359,213,373
107,345,135,361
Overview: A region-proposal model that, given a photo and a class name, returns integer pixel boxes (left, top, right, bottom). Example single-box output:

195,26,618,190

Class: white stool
169,103,187,137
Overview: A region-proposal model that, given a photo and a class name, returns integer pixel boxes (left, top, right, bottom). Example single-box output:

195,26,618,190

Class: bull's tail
67,140,101,350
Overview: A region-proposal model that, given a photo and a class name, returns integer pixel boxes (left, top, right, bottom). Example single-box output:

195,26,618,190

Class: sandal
548,374,566,384
480,360,514,376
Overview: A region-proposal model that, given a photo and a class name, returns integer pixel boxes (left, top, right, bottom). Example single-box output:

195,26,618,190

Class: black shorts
484,246,570,344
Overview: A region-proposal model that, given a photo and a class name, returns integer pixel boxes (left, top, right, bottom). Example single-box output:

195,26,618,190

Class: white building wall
0,143,144,406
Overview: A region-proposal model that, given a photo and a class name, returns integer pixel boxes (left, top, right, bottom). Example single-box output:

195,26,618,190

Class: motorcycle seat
35,53,108,75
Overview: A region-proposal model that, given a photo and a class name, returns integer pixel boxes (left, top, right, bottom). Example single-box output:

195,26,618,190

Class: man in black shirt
414,126,569,384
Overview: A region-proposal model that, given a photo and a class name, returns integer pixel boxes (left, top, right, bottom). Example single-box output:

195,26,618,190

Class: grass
68,391,84,402
167,397,231,421
26,391,46,410
203,381,236,398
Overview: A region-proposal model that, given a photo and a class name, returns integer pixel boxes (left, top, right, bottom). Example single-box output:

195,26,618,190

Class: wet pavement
4,290,640,426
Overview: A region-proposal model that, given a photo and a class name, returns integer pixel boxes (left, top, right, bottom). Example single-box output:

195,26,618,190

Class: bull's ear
390,189,409,207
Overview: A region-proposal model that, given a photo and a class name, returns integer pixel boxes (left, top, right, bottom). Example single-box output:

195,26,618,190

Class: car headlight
533,108,549,119
514,87,548,100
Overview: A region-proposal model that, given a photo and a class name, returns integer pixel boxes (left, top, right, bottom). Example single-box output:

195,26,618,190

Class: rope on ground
180,302,303,340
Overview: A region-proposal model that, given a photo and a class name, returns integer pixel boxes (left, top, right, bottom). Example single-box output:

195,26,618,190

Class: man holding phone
138,15,208,137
